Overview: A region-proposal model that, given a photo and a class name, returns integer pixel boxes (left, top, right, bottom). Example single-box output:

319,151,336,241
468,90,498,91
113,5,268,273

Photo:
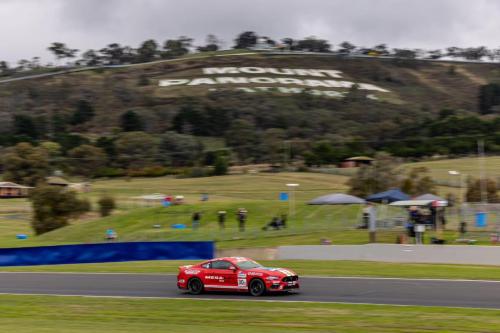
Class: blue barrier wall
0,241,214,266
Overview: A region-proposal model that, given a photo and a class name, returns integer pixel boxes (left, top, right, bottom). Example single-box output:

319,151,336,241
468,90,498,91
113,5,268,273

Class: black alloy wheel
188,278,204,295
249,279,266,296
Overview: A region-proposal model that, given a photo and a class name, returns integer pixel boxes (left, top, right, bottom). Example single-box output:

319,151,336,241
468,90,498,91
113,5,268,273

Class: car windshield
237,260,262,269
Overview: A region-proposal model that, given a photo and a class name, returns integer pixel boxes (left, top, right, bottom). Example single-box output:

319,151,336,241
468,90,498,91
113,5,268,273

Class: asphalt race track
0,273,499,309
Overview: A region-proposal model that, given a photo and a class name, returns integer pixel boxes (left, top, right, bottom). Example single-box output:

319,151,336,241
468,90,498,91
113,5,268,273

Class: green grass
403,156,500,184
0,295,498,333
0,172,354,247
3,260,500,281
0,170,495,249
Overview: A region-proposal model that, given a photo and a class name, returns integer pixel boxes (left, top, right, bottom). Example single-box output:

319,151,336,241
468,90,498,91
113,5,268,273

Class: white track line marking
300,276,500,283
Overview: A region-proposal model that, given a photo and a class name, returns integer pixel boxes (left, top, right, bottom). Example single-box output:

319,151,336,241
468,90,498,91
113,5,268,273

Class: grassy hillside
0,172,411,248
0,170,483,249
1,51,498,137
403,156,500,184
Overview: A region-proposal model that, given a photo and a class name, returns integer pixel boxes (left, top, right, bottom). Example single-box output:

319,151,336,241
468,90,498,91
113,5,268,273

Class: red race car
177,256,299,296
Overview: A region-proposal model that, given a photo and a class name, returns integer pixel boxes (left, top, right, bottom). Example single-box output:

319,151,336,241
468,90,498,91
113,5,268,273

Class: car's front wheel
188,278,204,295
249,279,266,296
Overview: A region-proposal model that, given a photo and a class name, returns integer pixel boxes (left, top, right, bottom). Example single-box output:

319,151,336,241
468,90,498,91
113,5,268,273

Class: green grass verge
0,295,498,333
2,260,500,281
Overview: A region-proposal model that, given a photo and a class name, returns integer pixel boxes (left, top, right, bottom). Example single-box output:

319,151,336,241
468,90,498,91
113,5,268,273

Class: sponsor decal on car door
204,260,238,289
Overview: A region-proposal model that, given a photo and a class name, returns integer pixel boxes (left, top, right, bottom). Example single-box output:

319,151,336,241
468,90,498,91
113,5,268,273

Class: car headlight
266,276,280,281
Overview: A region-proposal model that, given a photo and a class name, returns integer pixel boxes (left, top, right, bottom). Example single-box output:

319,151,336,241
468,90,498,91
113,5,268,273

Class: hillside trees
115,131,158,169
31,186,90,235
262,128,286,164
225,119,261,163
98,195,116,217
99,43,128,65
159,131,203,166
338,41,356,54
347,152,400,197
137,39,159,63
13,115,38,139
296,37,331,52
466,178,500,203
213,155,228,175
479,83,500,114
400,167,436,195
162,37,193,58
3,142,50,186
67,144,107,178
121,110,144,132
234,31,258,49
47,42,79,64
197,34,221,52
70,100,95,125
0,61,11,76
81,49,102,66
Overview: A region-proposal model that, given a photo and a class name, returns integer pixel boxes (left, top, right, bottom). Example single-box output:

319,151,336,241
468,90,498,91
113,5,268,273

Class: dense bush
98,195,116,217
30,186,91,235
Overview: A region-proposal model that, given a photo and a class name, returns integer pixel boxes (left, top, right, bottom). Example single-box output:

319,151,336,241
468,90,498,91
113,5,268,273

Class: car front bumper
267,280,300,291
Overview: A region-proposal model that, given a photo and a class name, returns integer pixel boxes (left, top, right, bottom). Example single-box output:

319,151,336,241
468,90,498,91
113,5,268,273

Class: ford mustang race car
177,257,299,296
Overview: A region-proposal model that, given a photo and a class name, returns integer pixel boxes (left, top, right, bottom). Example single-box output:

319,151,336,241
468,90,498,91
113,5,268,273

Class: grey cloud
1,0,499,63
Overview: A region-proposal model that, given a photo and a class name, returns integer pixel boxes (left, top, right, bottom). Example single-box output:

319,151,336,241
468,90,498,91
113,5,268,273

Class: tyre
188,278,204,295
249,279,266,296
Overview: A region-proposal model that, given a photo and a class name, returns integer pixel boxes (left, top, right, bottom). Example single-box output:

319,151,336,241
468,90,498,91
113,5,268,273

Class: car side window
201,262,211,269
211,260,232,270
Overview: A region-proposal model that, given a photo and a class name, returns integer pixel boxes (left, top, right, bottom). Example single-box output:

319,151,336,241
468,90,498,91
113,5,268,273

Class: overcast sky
1,0,500,63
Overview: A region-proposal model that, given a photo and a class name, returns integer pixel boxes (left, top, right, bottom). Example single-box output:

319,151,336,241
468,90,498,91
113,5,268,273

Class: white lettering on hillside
159,76,389,92
158,79,189,87
159,67,391,100
233,86,348,98
202,67,343,78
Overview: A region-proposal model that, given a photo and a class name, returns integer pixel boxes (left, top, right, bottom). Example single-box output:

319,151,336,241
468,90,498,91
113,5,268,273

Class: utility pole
478,139,487,204
283,140,291,170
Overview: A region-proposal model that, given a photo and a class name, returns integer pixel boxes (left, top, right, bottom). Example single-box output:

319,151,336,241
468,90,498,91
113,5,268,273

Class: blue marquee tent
366,188,410,203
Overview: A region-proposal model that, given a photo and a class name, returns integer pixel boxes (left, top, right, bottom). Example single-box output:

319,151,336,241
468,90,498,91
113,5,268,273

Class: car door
207,260,238,289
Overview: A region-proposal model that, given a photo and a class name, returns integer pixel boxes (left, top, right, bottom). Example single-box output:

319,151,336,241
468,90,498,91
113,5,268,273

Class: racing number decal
237,271,247,288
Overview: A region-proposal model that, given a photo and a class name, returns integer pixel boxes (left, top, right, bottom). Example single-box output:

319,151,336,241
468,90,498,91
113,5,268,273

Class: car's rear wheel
249,279,266,296
188,278,204,295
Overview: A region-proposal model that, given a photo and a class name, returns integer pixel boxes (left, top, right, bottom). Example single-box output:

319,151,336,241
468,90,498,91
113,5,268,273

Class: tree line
2,31,500,76
3,84,500,182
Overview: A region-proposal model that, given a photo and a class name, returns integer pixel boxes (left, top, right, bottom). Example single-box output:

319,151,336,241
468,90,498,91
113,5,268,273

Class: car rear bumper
177,278,187,290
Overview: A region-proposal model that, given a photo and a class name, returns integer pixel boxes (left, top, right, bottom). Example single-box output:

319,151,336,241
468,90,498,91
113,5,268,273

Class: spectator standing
237,208,247,232
367,203,377,242
217,211,226,229
459,221,467,238
192,212,201,230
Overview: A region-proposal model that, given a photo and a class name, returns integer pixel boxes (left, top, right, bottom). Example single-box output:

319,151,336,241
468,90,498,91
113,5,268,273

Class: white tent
308,193,365,205
390,199,448,207
415,193,445,201
389,200,434,207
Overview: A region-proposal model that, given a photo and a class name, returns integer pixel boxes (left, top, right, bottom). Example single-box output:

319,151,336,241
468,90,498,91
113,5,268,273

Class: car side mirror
229,265,237,272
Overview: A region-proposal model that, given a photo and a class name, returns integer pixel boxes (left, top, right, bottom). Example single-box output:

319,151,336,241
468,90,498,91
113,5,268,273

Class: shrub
30,186,91,235
98,195,116,217
213,156,228,175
